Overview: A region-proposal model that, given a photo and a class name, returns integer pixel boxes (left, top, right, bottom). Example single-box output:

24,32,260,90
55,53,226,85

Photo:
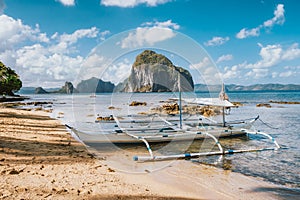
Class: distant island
194,83,300,92
20,78,115,94
34,82,78,94
19,82,300,95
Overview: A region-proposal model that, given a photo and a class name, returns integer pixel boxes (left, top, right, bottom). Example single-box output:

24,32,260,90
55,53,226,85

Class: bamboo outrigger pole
133,129,281,162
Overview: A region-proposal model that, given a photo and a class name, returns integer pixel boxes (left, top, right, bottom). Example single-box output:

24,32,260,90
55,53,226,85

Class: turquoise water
197,91,300,188
29,91,300,189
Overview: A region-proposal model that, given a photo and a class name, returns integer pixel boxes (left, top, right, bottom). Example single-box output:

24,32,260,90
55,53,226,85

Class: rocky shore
0,96,29,102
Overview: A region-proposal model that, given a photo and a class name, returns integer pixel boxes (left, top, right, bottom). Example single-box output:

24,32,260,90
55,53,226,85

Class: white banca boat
66,95,281,162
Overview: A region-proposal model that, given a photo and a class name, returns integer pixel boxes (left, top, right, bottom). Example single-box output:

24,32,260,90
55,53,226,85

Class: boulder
256,103,272,108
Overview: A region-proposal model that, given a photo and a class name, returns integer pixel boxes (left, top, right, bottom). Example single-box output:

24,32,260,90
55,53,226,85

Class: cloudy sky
1,0,299,87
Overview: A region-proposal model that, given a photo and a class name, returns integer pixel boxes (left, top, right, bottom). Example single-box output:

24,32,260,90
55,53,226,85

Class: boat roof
184,98,235,107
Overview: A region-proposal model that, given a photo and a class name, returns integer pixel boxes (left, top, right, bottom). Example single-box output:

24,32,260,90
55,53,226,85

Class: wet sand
0,106,297,199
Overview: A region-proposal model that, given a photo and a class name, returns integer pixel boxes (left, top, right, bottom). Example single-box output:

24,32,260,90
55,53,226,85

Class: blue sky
0,0,299,87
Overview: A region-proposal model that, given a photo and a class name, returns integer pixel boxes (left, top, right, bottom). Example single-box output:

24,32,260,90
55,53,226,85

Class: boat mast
178,72,182,129
219,83,227,127
222,107,225,127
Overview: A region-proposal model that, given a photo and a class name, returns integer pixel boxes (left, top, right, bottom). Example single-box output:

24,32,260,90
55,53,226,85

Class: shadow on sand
251,186,300,200
88,195,200,200
0,109,93,165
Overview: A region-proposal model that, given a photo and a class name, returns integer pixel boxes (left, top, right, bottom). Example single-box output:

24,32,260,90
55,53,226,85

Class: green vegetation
0,61,22,96
133,50,173,67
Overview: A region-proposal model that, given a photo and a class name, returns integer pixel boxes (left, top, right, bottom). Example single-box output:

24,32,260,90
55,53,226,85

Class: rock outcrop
115,50,194,92
256,103,272,108
35,87,48,94
57,82,77,94
76,77,115,93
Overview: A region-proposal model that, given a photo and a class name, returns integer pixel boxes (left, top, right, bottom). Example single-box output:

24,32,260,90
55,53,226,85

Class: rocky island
115,50,194,92
34,79,114,94
35,82,78,94
76,77,115,93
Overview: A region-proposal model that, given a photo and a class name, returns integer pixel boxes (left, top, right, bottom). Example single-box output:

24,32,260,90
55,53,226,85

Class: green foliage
133,50,173,67
0,61,22,95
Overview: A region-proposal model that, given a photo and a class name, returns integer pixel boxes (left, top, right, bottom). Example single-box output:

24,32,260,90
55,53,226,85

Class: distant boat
90,93,96,98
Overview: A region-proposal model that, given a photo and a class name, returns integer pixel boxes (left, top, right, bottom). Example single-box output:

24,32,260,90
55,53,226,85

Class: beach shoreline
0,105,298,199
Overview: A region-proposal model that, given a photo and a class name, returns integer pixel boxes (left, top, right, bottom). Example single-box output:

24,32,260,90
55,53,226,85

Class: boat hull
69,127,247,145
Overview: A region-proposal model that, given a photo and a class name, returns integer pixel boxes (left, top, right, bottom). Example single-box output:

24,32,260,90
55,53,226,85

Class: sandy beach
0,106,296,200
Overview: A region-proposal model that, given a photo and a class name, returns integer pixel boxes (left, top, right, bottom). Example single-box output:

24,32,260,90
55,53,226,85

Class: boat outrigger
66,88,281,162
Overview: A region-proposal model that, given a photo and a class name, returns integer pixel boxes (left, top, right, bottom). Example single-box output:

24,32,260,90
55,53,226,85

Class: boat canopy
184,98,235,107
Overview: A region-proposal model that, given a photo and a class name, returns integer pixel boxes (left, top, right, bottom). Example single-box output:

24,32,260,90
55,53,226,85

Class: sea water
202,92,300,188
29,91,300,189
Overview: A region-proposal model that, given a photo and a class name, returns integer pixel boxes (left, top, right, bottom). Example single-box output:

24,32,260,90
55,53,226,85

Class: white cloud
224,42,300,82
99,30,110,41
276,65,300,78
102,59,132,83
0,15,49,51
121,27,175,48
78,54,131,85
48,27,99,54
120,20,179,48
189,57,210,70
222,64,243,80
81,53,105,69
56,0,75,6
246,68,269,79
142,20,180,30
236,27,260,39
189,57,222,84
0,14,106,87
101,0,171,7
59,27,99,45
279,71,293,78
271,72,278,78
246,43,282,68
204,36,229,46
284,65,300,70
74,53,111,85
263,4,285,27
14,43,84,86
245,43,300,69
236,4,285,39
216,54,233,63
282,43,300,60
